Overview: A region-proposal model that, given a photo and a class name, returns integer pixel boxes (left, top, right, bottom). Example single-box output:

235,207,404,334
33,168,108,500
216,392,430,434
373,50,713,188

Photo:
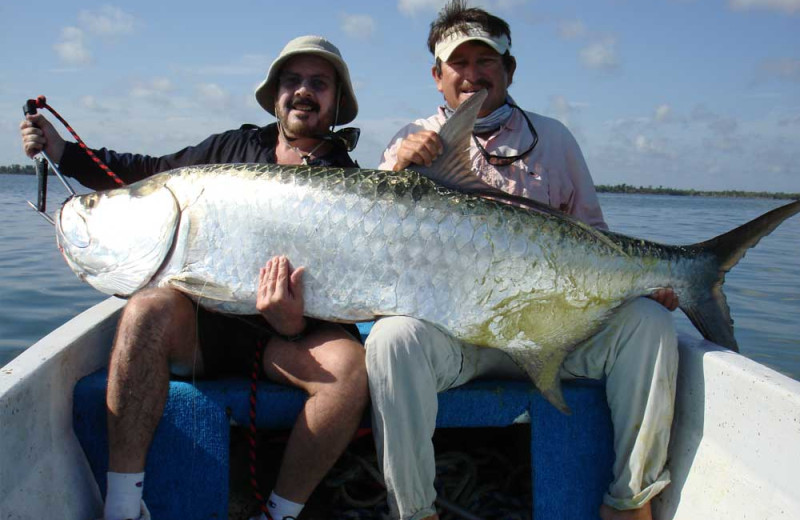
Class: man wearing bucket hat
369,2,678,520
20,35,367,520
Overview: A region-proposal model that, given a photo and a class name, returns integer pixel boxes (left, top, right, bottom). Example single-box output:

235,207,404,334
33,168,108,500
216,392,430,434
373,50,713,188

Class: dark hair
428,0,514,74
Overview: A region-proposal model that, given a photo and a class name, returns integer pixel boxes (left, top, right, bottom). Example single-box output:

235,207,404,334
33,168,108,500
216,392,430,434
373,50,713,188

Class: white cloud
53,27,92,66
187,54,270,76
78,5,137,36
634,135,650,152
579,36,619,71
340,13,377,40
79,95,110,113
654,104,672,122
196,83,231,110
558,20,587,40
633,134,674,158
151,78,173,92
547,95,588,130
52,7,137,67
130,78,175,105
728,0,800,14
692,105,739,135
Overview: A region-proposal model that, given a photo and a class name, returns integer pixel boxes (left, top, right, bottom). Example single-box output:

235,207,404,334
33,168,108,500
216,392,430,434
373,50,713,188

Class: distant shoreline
595,184,800,201
2,165,797,200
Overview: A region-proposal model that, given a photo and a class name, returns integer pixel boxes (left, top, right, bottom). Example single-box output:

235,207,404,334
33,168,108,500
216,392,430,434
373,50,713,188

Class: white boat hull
1,297,124,519
2,297,800,519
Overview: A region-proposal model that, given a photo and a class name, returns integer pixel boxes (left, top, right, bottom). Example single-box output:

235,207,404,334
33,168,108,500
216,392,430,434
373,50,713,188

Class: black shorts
195,305,362,378
195,306,270,377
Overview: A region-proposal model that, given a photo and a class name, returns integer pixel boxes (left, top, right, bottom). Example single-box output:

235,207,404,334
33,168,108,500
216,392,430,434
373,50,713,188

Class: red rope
249,339,270,516
31,95,125,187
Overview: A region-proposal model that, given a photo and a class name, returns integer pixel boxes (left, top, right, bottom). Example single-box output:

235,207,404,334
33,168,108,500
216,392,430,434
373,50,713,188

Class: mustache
461,80,492,91
288,97,320,112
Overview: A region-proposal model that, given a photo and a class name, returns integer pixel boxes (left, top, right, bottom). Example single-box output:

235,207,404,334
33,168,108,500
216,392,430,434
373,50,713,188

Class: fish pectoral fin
502,339,572,415
166,274,237,303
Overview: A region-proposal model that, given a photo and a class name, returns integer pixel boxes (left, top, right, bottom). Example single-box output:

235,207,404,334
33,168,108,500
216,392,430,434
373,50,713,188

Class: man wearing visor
20,35,367,520
370,2,678,520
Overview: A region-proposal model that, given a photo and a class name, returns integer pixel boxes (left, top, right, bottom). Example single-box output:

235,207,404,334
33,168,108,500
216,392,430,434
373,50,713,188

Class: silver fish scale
156,164,643,347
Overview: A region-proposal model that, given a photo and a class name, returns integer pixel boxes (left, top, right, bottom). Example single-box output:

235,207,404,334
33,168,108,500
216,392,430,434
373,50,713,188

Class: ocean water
1,174,798,380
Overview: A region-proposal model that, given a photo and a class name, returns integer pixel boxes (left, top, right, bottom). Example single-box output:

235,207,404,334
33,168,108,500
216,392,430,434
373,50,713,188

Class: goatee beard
278,108,334,138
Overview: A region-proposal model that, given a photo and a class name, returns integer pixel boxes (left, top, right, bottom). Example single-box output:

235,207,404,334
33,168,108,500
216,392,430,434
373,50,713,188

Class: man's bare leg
261,322,369,503
106,288,203,473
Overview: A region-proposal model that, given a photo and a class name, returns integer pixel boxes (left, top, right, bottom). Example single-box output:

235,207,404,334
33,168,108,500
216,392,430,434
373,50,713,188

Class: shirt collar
437,104,524,138
257,123,357,167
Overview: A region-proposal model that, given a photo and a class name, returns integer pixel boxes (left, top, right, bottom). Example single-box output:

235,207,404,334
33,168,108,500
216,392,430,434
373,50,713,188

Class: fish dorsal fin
411,90,626,256
411,89,505,194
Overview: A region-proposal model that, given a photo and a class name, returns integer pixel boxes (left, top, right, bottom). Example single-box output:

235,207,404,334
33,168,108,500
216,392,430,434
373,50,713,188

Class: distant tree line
596,183,799,201
0,164,36,175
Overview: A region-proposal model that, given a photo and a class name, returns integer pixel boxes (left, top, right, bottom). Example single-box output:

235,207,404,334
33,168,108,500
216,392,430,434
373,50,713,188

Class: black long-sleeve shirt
59,123,358,191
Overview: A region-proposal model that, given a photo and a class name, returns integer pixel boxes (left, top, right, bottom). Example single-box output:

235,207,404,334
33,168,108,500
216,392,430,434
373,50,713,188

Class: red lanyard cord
249,339,270,517
29,95,125,187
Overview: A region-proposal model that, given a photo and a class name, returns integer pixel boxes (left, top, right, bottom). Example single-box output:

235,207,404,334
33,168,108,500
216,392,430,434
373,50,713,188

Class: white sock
104,472,145,520
266,491,304,520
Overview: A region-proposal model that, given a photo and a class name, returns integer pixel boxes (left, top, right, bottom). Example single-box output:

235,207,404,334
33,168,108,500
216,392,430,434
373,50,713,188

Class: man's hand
19,114,66,162
648,288,679,312
392,130,443,171
256,256,307,337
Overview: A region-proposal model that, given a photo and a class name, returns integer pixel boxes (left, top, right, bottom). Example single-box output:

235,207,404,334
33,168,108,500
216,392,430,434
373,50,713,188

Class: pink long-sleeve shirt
379,106,608,230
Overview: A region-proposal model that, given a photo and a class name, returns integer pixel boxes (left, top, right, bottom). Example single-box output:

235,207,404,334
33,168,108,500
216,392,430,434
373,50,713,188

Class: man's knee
275,325,369,403
326,336,369,397
617,298,678,360
365,317,436,375
113,288,199,371
365,317,464,395
624,298,676,334
120,288,194,328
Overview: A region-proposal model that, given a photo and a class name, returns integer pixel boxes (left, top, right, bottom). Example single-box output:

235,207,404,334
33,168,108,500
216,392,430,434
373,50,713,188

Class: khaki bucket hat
255,35,358,125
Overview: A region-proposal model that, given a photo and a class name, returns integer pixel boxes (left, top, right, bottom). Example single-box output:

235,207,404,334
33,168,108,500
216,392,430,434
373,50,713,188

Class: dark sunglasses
319,127,360,152
472,104,538,167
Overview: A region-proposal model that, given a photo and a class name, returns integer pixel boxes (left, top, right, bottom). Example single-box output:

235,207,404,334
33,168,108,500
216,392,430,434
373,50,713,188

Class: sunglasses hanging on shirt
319,126,360,152
472,103,538,167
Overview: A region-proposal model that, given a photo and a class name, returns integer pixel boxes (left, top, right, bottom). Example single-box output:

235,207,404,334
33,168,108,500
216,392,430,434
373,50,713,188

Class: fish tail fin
681,283,737,351
681,200,800,352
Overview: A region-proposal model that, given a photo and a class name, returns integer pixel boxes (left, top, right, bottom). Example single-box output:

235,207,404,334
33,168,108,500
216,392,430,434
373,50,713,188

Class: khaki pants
366,298,678,520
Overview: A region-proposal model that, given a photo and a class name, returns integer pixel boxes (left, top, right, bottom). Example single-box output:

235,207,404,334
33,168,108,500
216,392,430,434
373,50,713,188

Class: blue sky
1,0,798,192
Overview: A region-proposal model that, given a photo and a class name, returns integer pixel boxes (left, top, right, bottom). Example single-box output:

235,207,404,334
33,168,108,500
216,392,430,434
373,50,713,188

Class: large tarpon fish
54,91,800,412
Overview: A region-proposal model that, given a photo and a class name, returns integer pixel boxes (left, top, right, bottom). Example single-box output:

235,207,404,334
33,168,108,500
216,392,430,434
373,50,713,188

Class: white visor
434,23,511,62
